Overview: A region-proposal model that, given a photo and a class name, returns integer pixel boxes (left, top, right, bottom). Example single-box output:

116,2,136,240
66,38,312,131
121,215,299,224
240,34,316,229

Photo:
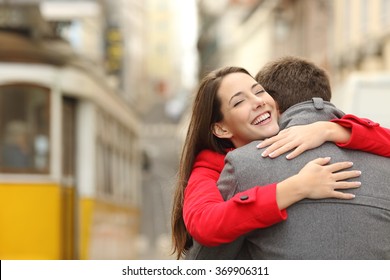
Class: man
187,56,390,259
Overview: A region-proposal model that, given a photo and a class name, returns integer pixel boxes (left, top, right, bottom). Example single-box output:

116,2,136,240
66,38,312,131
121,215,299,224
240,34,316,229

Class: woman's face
213,72,280,148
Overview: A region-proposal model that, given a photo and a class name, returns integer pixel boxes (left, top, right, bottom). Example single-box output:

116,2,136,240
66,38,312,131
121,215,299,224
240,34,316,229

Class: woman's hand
275,157,361,210
257,122,351,159
297,157,361,200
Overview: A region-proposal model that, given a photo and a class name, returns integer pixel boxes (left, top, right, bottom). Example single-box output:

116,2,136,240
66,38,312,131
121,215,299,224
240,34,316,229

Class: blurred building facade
197,0,390,87
198,0,390,77
196,0,390,125
331,0,390,80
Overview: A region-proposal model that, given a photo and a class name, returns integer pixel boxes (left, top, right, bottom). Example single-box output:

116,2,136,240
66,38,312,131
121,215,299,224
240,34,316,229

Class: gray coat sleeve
217,152,241,201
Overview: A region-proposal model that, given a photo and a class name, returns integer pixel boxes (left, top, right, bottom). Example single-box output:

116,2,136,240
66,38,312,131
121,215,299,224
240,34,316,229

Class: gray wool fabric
186,98,390,260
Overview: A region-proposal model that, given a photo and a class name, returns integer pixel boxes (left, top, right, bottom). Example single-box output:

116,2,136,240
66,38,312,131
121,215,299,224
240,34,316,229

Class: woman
171,66,389,259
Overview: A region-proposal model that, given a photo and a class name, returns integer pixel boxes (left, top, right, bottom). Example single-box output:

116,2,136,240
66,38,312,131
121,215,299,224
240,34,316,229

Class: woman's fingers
328,162,362,198
257,124,329,159
325,161,354,173
285,146,308,159
329,191,357,200
264,141,295,158
308,157,332,166
298,157,362,200
332,170,362,182
258,137,290,157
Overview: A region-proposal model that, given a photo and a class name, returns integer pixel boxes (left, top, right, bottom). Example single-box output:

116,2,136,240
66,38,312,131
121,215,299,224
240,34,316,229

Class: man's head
255,56,332,114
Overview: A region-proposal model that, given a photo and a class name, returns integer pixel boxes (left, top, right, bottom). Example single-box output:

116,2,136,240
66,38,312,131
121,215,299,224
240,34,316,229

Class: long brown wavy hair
171,66,251,259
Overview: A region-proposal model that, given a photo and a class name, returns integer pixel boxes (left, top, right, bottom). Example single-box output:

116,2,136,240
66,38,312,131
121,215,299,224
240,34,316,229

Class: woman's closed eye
255,89,265,95
232,90,265,107
233,99,244,107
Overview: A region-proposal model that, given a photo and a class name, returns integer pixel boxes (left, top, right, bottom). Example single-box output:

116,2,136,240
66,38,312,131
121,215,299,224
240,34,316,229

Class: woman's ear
212,123,232,139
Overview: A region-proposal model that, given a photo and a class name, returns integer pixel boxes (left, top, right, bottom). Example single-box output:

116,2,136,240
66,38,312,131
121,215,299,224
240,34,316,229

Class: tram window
0,84,50,174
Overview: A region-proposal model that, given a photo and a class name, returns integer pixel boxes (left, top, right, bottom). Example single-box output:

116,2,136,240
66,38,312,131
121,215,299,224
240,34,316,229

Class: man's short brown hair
255,56,332,113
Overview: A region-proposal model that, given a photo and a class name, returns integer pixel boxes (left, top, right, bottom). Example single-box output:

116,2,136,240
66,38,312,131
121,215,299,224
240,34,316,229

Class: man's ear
212,123,232,139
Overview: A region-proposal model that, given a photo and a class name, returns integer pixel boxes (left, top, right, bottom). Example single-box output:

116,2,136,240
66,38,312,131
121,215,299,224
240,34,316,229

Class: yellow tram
0,31,142,259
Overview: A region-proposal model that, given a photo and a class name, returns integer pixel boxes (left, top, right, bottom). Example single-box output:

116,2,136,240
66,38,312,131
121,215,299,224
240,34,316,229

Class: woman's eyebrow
251,83,261,91
228,83,261,105
228,91,243,105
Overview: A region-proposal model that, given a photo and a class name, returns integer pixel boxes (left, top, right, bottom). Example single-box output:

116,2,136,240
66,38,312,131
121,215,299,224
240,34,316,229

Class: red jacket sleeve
183,149,287,246
331,114,390,157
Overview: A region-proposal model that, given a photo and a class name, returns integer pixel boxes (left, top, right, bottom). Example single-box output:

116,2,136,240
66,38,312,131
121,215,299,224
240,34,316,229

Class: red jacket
331,114,390,156
183,115,390,246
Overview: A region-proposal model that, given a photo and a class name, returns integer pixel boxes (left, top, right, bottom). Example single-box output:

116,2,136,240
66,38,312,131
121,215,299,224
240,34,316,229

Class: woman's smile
251,111,271,125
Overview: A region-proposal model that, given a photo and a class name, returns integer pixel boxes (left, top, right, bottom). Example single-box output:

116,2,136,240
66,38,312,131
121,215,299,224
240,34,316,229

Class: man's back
220,142,390,259
218,101,390,259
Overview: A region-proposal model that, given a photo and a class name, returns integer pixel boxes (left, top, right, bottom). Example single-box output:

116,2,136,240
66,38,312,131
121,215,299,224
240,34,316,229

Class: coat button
240,195,249,201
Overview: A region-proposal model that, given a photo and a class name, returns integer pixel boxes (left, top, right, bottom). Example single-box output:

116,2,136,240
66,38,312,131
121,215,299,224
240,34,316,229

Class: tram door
62,97,78,259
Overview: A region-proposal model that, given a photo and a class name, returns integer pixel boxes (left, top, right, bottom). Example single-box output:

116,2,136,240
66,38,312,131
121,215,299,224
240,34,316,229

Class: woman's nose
252,95,266,109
